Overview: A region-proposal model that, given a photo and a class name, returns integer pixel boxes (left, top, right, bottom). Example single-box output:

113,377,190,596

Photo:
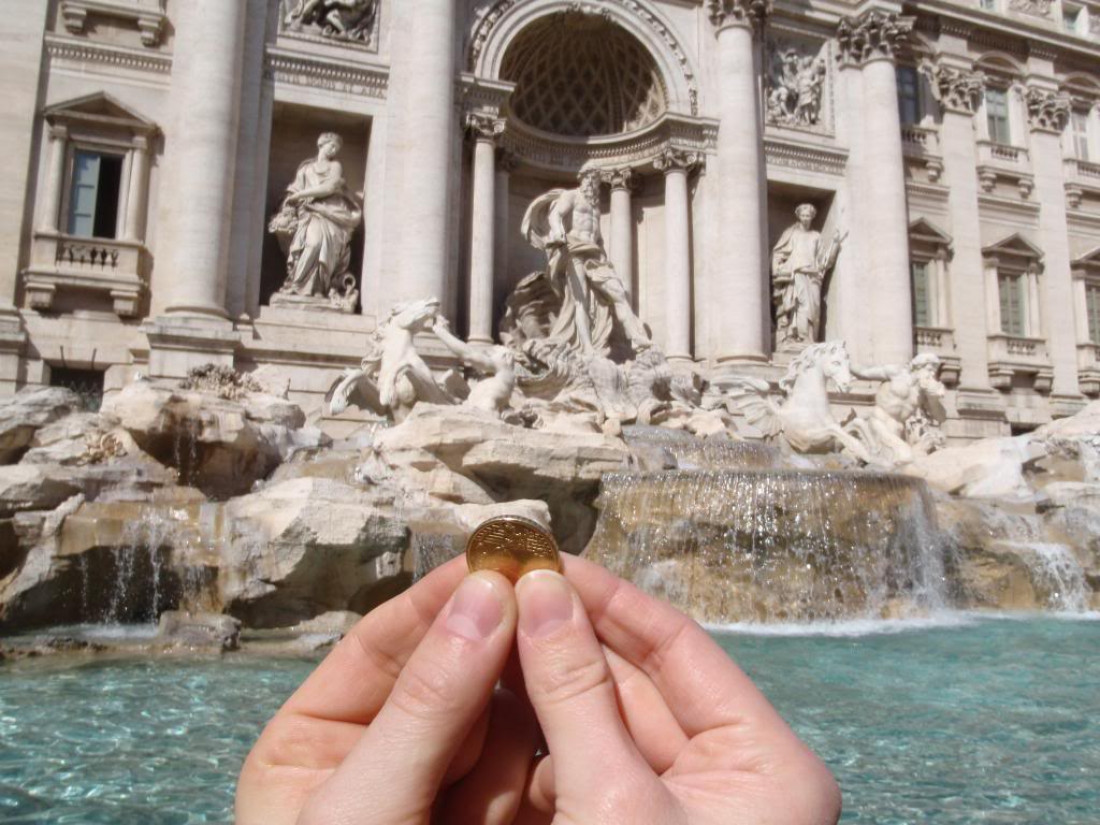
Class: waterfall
1025,543,1089,612
585,468,948,624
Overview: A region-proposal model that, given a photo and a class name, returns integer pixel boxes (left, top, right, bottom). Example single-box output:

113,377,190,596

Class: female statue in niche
268,132,363,312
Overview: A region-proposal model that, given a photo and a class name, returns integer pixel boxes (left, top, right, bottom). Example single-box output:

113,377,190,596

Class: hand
236,558,535,825
511,557,841,824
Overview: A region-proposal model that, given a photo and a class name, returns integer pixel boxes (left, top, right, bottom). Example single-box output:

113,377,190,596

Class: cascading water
585,467,948,624
1020,543,1089,612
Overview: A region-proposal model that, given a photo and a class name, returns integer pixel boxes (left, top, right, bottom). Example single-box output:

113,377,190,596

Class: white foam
704,611,978,637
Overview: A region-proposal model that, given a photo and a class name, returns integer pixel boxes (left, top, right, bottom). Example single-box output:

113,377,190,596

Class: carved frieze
263,49,388,99
836,10,914,65
705,0,771,30
1008,0,1052,17
1025,87,1071,132
59,0,167,48
281,0,378,46
921,62,984,115
765,40,827,129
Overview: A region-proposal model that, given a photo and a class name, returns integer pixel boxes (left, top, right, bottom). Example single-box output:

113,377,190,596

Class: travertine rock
0,465,82,517
375,404,628,551
0,387,84,464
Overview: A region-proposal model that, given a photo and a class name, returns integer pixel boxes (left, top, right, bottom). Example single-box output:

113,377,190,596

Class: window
1087,283,1100,345
897,66,921,126
999,272,1026,336
911,261,931,327
1071,109,1090,162
67,150,123,239
986,87,1011,145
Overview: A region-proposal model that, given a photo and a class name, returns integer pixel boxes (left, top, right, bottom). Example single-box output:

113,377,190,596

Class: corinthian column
926,61,993,392
655,149,700,364
838,10,915,365
388,0,457,310
466,113,504,345
708,0,770,366
607,168,636,300
158,0,246,319
1026,86,1079,396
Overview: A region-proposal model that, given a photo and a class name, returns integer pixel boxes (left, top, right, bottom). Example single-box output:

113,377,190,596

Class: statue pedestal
269,292,356,314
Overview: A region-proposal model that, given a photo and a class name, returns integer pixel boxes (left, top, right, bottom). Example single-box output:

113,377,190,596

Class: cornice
44,33,172,76
263,47,389,99
763,135,847,176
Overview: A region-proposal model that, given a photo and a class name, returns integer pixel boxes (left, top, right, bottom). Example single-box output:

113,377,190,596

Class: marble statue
771,204,844,349
268,132,363,313
430,315,517,418
515,168,652,357
725,340,871,461
766,45,826,128
283,0,376,41
846,353,947,466
327,298,460,422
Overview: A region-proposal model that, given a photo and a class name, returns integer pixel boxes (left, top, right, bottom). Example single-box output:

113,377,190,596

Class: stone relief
1024,87,1072,132
1008,0,1052,16
844,354,948,467
771,204,845,350
766,42,827,129
268,132,364,313
921,62,984,114
282,0,377,43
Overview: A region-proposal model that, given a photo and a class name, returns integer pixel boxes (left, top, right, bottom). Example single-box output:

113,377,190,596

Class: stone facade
3,0,1100,441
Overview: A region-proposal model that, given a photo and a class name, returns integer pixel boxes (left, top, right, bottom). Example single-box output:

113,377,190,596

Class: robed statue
771,204,844,348
268,132,363,312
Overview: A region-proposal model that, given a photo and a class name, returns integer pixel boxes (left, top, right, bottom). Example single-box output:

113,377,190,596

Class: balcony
1078,342,1100,395
987,333,1053,391
914,326,961,386
976,140,1034,198
901,125,944,183
23,231,149,318
1064,157,1100,209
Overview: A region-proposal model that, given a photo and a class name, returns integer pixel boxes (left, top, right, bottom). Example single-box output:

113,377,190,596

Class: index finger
562,555,791,739
281,554,468,724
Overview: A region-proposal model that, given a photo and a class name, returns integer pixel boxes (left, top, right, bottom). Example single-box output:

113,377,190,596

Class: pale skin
236,555,842,825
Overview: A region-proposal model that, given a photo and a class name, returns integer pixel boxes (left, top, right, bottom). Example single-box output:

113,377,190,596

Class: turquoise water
1,615,1097,824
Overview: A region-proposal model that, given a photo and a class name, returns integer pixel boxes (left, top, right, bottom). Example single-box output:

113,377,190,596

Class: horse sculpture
725,341,872,462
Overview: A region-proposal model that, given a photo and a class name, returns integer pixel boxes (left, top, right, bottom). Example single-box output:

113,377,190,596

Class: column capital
47,122,69,142
605,166,639,192
706,0,770,33
653,148,702,174
921,61,984,115
132,134,151,152
1024,86,1071,133
465,112,506,142
836,10,914,66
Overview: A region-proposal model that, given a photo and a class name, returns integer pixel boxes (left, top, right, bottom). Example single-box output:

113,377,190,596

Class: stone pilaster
927,61,994,393
466,113,505,345
654,149,701,364
709,0,770,368
38,124,68,233
606,167,637,301
386,0,458,312
157,0,247,321
122,135,150,242
837,9,915,366
1026,86,1080,397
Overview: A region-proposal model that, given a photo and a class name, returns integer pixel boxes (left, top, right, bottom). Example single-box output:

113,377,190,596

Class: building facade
2,0,1100,439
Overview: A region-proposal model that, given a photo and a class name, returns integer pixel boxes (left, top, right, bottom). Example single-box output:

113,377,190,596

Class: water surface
1,615,1096,823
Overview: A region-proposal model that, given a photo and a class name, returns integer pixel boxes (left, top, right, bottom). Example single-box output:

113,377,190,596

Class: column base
164,300,231,321
709,357,774,386
0,304,27,397
140,315,239,381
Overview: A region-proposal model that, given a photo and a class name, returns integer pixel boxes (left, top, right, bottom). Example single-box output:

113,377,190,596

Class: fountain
585,468,948,623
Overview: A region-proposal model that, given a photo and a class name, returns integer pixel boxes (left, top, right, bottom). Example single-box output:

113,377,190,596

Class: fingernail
517,570,574,638
445,575,505,641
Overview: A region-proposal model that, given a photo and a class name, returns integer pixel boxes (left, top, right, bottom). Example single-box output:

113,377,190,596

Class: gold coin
466,516,562,582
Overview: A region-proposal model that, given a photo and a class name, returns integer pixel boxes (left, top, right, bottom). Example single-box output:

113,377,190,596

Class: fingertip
515,570,575,639
444,571,515,642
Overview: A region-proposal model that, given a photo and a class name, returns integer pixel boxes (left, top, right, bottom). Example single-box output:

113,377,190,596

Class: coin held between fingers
466,516,562,582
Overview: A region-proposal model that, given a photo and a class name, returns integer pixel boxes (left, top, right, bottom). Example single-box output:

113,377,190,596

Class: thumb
298,572,516,825
515,571,651,805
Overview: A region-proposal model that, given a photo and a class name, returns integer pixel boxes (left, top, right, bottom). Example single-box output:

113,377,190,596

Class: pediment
982,232,1043,261
1072,244,1100,271
44,92,158,134
909,218,952,247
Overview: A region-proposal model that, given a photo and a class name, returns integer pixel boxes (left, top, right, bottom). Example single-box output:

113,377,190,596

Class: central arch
470,0,697,118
